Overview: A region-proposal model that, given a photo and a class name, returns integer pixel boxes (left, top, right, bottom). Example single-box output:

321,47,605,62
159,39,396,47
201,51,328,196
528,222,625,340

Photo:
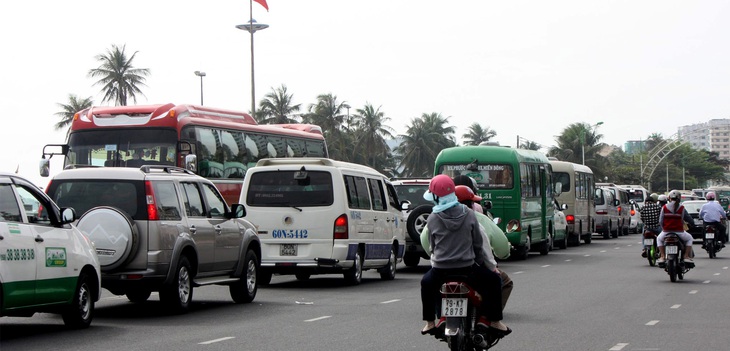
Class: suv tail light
145,180,159,220
565,215,575,224
334,214,348,239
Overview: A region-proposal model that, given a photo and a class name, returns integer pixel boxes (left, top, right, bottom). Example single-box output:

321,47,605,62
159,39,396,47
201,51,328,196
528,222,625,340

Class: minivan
594,186,620,239
597,183,631,236
240,158,406,285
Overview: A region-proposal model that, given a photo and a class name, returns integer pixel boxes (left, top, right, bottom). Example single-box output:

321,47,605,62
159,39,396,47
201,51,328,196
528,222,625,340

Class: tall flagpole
249,0,256,119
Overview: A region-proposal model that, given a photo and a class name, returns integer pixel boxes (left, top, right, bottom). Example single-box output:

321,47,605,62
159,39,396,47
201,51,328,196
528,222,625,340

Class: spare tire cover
77,206,138,271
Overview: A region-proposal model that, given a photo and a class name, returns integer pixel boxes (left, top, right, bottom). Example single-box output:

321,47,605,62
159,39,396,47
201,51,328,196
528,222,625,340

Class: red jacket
662,204,685,232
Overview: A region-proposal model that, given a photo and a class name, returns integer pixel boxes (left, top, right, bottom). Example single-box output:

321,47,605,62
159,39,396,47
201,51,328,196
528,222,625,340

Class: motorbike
661,232,694,282
642,229,659,266
703,223,723,259
436,277,504,350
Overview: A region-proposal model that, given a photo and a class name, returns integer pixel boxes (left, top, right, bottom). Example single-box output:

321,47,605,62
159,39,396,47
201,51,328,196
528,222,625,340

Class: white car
0,172,101,328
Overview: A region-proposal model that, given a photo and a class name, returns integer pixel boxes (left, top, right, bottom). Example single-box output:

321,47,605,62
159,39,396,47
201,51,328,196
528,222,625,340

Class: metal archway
641,132,686,191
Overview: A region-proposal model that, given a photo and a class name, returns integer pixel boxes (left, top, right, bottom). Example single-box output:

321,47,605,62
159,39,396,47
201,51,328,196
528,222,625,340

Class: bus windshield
438,164,514,189
67,129,177,168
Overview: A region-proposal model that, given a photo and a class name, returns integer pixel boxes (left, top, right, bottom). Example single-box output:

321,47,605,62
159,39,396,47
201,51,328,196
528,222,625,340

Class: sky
2,0,730,187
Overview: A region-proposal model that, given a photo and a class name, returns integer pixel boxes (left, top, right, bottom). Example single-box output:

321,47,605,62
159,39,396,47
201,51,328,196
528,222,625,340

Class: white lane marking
381,299,401,304
723,266,728,270
671,304,681,309
627,244,633,247
689,290,698,294
513,271,524,274
600,250,607,253
609,342,629,350
703,280,711,284
714,273,721,276
584,254,591,257
614,247,621,249
305,316,332,322
199,337,235,345
541,265,551,268
565,259,572,262
646,320,660,326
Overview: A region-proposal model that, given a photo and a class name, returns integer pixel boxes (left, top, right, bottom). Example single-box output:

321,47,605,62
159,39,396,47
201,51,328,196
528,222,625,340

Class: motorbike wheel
647,245,656,267
668,259,677,282
708,241,716,259
448,319,467,351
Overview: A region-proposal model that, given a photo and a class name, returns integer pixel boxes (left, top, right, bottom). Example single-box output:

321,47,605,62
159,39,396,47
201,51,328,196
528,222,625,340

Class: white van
619,185,648,233
240,158,406,285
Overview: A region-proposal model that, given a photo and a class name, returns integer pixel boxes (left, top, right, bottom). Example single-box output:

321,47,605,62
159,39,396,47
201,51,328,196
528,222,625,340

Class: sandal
421,324,437,335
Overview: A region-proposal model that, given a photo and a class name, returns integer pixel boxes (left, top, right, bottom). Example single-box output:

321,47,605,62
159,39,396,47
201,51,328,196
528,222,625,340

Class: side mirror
492,217,502,225
229,204,246,218
561,203,568,210
613,199,620,207
554,182,562,196
60,207,76,224
185,154,197,172
400,200,411,212
39,159,50,177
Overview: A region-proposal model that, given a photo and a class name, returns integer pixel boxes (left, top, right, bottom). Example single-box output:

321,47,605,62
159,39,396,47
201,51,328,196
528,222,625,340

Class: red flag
254,0,269,11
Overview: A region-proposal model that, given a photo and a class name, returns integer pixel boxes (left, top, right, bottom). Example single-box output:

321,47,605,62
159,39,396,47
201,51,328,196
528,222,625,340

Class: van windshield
627,189,645,202
246,171,334,207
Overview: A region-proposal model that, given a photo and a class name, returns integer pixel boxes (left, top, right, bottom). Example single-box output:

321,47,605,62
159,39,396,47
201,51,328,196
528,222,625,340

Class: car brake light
565,215,575,224
334,214,348,239
145,180,159,220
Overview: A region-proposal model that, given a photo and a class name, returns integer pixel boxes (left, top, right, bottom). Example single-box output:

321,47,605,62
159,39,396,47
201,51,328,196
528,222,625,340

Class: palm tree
395,112,456,177
520,140,542,151
54,94,93,139
350,103,395,170
257,84,301,124
549,122,605,168
302,93,349,160
462,123,497,146
88,44,150,106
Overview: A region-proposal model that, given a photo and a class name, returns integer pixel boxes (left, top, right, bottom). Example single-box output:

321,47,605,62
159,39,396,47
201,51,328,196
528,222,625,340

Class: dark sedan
682,200,707,240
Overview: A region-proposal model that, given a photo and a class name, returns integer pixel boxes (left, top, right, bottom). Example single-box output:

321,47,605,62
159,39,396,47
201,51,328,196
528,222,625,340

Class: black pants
421,264,503,322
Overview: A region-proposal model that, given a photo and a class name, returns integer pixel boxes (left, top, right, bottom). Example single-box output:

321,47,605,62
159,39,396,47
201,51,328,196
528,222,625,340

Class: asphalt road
2,234,730,351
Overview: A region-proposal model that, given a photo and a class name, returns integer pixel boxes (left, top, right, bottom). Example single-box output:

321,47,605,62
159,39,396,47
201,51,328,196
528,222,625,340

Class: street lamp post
194,71,206,105
581,121,604,165
236,19,268,119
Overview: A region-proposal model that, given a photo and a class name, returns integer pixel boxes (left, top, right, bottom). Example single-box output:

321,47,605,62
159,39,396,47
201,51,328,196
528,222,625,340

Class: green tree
548,122,605,171
88,44,150,106
350,103,395,171
54,94,93,138
395,112,456,177
257,84,301,124
520,140,542,151
462,123,496,146
302,93,349,160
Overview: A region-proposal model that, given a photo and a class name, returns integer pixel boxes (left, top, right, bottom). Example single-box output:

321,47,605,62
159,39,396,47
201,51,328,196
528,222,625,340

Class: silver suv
44,166,261,313
391,178,431,267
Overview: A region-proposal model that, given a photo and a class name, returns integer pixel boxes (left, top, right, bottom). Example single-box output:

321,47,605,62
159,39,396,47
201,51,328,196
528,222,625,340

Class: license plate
643,239,654,246
280,244,297,256
694,219,703,226
666,246,678,254
706,233,715,239
441,298,468,317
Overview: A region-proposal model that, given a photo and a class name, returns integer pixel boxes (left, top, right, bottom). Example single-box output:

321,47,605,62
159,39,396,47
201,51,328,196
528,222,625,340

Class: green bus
434,145,553,260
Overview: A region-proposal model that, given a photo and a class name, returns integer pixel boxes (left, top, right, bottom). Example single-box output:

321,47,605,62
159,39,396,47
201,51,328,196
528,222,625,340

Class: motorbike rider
453,174,485,214
657,189,696,266
419,175,510,336
699,191,728,247
640,193,662,257
421,184,514,311
658,194,668,207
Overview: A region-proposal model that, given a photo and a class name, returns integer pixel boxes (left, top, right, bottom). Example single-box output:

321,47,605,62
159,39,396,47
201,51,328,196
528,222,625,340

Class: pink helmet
427,174,455,197
706,191,716,200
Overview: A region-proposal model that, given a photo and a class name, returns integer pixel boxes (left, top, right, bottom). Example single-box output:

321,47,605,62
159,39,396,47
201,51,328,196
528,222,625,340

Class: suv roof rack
140,165,195,175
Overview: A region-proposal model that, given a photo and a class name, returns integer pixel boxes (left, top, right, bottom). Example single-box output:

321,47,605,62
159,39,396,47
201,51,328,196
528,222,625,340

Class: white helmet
668,189,681,200
706,191,716,200
658,194,668,202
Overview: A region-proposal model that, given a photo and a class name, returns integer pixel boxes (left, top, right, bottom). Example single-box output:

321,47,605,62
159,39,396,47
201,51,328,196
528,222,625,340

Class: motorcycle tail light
665,236,679,244
705,226,715,233
441,282,470,294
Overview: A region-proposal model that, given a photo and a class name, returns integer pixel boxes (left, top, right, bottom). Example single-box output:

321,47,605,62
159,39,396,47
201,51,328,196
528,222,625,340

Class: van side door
367,177,392,263
343,174,374,242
